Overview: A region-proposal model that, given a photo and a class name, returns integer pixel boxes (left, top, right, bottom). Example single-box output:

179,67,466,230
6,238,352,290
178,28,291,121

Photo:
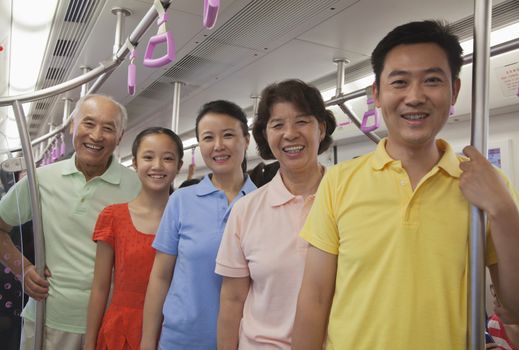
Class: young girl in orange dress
84,127,184,350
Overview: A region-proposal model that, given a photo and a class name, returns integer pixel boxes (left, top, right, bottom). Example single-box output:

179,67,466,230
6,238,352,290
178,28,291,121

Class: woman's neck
211,170,245,203
128,187,170,234
131,187,170,212
280,162,323,198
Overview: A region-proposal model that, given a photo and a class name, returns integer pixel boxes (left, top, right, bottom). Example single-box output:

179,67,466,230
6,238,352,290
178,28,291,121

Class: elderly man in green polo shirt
0,94,140,349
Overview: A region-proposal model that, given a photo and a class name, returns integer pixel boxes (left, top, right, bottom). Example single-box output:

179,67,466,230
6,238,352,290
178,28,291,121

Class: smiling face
72,96,122,180
133,133,182,193
266,101,324,175
197,112,249,176
373,43,460,152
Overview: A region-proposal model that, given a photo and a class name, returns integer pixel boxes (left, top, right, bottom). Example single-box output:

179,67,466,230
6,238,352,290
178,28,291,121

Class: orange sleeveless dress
92,203,155,350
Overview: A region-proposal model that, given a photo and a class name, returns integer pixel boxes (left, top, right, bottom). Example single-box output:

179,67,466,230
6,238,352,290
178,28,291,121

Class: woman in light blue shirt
141,100,256,350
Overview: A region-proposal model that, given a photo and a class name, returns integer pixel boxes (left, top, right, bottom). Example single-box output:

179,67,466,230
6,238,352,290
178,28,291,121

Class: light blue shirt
153,174,256,349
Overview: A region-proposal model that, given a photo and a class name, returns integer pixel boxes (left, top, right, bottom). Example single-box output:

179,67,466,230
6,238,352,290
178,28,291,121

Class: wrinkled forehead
77,97,122,127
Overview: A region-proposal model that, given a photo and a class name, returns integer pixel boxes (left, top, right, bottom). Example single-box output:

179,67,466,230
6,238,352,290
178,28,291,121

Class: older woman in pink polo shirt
215,79,336,349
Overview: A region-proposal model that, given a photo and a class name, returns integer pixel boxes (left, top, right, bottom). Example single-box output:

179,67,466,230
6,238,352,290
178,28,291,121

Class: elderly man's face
72,96,122,179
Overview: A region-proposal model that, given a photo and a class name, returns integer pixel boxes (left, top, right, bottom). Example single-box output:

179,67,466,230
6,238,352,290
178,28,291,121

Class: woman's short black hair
252,79,336,160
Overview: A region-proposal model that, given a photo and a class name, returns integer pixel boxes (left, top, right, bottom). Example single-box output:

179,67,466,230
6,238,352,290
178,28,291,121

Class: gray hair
71,94,128,137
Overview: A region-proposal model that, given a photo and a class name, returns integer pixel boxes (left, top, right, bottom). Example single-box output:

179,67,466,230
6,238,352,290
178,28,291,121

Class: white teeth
283,145,303,153
402,114,427,120
149,174,165,179
214,156,229,161
85,143,102,150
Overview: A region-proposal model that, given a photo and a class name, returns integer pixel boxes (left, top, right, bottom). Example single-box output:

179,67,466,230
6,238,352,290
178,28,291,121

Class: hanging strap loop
360,86,380,133
143,0,175,68
203,0,220,29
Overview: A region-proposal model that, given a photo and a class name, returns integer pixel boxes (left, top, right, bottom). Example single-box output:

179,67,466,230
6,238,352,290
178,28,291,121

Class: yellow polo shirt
301,139,517,350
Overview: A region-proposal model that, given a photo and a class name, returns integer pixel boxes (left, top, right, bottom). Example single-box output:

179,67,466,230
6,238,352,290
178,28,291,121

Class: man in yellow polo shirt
292,20,519,349
0,94,140,349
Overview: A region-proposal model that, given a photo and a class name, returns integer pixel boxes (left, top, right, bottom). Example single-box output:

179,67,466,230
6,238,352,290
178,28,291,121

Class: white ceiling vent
164,0,341,83
127,0,341,123
450,0,519,40
27,0,105,137
205,0,340,49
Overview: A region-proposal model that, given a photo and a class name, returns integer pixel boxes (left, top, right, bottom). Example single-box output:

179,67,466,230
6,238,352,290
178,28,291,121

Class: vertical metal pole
111,7,132,58
12,101,46,350
469,1,491,349
79,66,92,97
332,57,379,144
171,81,183,133
38,143,45,161
333,58,349,97
250,95,260,118
62,98,72,125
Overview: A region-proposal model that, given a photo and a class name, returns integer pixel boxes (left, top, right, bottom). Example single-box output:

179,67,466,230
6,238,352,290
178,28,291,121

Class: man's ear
452,78,461,105
372,82,381,108
177,160,184,172
117,131,124,146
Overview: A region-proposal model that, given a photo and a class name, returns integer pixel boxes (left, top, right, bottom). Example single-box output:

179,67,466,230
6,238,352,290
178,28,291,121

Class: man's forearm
0,230,32,280
489,199,519,318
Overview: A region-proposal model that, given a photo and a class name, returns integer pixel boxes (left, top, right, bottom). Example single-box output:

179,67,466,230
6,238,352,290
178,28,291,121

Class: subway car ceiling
1,0,519,184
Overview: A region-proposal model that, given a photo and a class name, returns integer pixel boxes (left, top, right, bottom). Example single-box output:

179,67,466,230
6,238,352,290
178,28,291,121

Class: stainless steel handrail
12,100,46,350
469,0,492,349
180,34,519,153
0,2,173,350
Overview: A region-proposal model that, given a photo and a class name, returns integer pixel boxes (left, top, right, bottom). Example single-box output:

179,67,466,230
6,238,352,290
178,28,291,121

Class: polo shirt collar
61,153,123,185
267,171,295,207
267,168,324,207
371,138,462,178
195,174,256,197
435,139,462,178
371,138,394,171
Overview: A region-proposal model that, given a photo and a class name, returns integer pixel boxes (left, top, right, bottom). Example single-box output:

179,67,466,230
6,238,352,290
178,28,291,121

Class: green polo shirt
0,154,140,333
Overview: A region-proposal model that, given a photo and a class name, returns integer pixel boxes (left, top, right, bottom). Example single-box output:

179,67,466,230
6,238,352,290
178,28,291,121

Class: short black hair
179,178,201,188
247,161,280,188
132,127,184,164
371,20,463,88
253,79,336,160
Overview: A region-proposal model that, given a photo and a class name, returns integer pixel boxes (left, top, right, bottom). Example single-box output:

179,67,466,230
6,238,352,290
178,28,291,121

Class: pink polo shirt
215,170,317,349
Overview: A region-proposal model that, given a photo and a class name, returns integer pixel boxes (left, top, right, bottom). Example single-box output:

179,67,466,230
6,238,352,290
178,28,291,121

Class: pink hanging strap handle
143,29,175,67
128,49,137,95
191,148,196,165
361,97,380,133
143,0,175,67
203,0,220,29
